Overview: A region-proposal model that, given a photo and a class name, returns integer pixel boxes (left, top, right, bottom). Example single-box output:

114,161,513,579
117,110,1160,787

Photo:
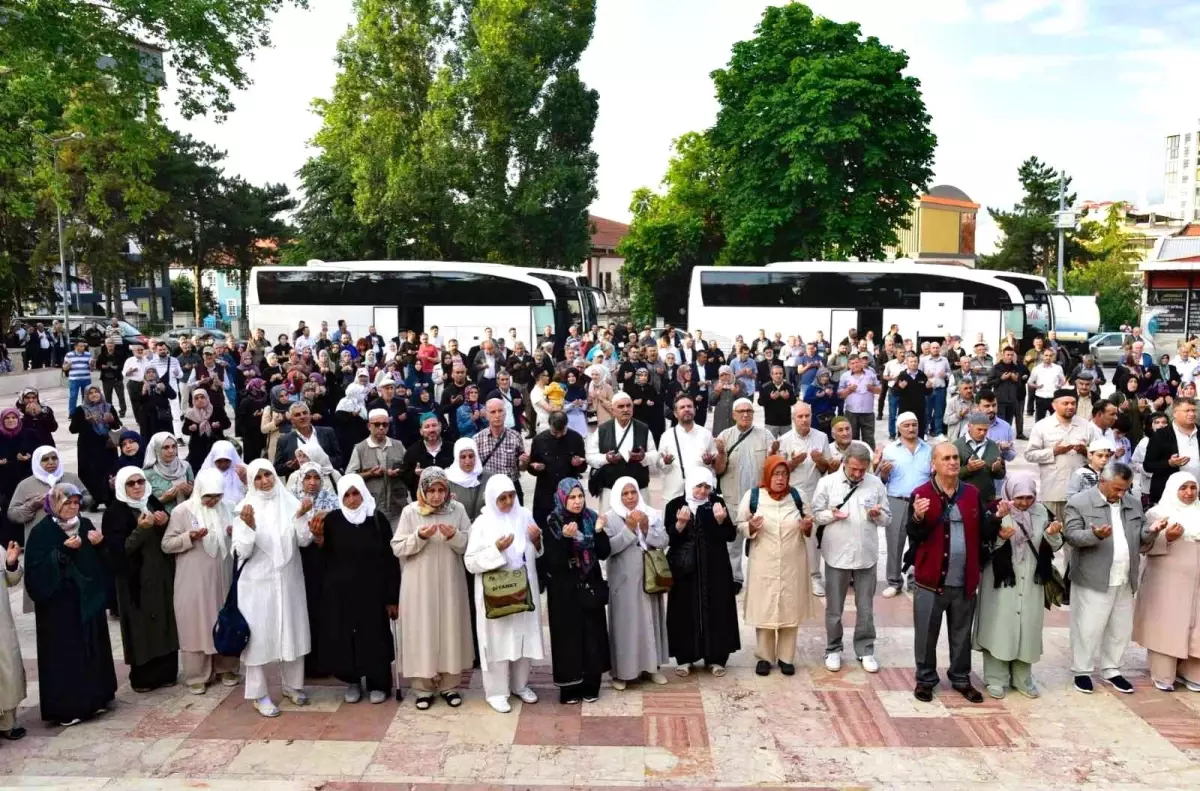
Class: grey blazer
1063,487,1154,593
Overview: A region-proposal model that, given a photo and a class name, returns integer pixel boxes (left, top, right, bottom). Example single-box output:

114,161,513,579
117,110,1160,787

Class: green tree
619,3,936,321
618,133,724,324
709,3,935,264
169,274,219,320
1065,203,1141,330
300,0,599,268
978,156,1091,286
217,177,296,320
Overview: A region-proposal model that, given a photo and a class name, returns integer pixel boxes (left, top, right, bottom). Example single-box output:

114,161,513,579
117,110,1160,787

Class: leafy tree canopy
619,3,936,322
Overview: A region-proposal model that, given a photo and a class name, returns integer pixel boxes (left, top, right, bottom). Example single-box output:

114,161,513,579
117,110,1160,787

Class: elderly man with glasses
345,408,409,523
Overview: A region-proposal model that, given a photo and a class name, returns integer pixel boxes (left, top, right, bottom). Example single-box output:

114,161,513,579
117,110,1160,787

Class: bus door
919,292,963,340
373,306,401,344
530,303,556,350
830,310,857,347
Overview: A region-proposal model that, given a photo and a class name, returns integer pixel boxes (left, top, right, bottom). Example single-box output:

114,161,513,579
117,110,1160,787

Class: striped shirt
63,350,92,382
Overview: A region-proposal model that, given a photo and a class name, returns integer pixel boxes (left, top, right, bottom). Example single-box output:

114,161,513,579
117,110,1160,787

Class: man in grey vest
584,390,660,513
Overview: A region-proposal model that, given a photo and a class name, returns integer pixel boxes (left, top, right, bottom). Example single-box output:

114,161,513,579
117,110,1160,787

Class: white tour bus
247,260,597,350
988,271,1100,351
688,261,1027,349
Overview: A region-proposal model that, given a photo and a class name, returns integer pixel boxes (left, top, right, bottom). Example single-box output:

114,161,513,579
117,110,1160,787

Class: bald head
485,397,507,429
931,441,959,482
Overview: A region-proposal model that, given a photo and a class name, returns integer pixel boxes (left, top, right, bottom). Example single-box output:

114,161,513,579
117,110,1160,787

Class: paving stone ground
2,381,1198,790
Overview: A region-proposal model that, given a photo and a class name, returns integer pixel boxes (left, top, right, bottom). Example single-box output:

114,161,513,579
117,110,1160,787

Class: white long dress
231,460,314,667
463,482,545,670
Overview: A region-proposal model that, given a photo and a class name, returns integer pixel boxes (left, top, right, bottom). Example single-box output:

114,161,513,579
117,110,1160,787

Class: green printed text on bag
482,567,535,619
643,547,674,594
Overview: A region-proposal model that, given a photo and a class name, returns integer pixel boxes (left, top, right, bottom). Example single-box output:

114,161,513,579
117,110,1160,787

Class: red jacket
905,480,996,596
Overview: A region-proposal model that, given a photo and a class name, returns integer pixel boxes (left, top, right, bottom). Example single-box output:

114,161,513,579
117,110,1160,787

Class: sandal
415,696,435,710
440,691,463,708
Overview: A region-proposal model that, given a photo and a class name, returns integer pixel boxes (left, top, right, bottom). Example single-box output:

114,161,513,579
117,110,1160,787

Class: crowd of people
0,315,1197,737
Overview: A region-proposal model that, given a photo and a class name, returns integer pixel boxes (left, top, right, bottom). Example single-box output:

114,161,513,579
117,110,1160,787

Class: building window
226,300,238,319
603,272,612,292
1168,135,1181,158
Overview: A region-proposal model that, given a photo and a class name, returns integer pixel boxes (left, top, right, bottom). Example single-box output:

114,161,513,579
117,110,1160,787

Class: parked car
1088,332,1155,365
161,327,232,354
14,315,153,351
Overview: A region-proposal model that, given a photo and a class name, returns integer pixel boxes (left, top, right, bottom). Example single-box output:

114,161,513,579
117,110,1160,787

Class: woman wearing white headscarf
200,440,248,505
392,467,474,709
603,476,670,689
1134,471,1200,691
102,466,178,692
161,469,239,694
313,474,399,705
144,433,194,515
464,474,544,713
286,444,340,497
446,437,490,520
972,471,1064,699
663,468,740,677
232,458,316,717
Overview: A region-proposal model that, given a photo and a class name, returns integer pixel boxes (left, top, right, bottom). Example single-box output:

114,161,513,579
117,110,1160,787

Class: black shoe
1017,434,1028,441
0,726,26,740
1074,675,1094,694
755,660,772,676
732,581,743,596
914,683,934,702
1104,675,1134,694
778,661,795,677
954,684,984,703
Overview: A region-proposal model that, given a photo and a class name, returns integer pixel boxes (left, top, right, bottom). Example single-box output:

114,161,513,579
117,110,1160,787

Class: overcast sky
162,0,1200,254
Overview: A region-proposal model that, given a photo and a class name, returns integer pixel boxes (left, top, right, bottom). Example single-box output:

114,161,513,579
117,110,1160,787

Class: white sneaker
515,687,539,704
811,578,826,597
282,687,308,707
188,683,207,695
824,653,842,672
344,683,362,704
368,690,388,704
486,696,512,713
648,672,668,686
1177,676,1200,692
611,678,627,691
881,586,900,599
859,655,880,673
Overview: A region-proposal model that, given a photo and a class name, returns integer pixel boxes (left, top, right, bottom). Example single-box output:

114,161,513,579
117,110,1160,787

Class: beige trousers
755,626,798,664
411,674,462,694
1148,650,1200,685
181,651,239,686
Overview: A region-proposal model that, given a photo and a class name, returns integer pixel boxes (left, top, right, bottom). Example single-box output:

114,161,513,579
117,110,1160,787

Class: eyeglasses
127,479,146,486
369,421,390,427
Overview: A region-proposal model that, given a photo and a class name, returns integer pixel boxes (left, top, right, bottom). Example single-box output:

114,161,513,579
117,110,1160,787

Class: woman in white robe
603,476,669,688
464,474,545,713
200,440,247,505
231,458,315,718
161,469,239,694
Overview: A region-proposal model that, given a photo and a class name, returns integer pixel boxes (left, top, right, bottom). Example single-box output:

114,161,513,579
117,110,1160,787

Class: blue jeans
927,387,947,436
67,378,88,413
887,391,900,438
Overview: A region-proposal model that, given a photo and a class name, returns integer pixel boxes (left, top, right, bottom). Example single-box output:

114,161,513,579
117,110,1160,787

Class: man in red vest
906,441,1006,704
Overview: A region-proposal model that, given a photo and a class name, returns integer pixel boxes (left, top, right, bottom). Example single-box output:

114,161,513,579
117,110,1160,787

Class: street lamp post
29,129,86,331
1052,172,1077,291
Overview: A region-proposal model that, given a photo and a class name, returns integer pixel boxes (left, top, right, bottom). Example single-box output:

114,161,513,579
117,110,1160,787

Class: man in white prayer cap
345,408,409,522
713,397,778,591
584,390,661,513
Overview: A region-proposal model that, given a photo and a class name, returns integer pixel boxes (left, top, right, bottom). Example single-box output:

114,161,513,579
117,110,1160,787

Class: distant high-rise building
1163,120,1200,222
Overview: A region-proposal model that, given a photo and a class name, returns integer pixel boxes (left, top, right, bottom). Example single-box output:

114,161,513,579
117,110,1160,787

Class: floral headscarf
551,477,598,573
417,466,451,515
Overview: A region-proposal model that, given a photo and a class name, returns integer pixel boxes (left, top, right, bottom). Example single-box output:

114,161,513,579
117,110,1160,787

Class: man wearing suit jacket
273,401,343,477
1064,463,1166,694
1143,397,1199,505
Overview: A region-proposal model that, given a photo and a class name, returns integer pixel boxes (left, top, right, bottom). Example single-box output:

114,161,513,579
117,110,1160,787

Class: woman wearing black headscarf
16,389,56,449
237,378,271,461
69,385,121,508
627,367,665,444
0,408,36,546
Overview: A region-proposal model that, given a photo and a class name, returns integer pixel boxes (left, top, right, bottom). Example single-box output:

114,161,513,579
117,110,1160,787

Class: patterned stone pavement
1,382,1199,790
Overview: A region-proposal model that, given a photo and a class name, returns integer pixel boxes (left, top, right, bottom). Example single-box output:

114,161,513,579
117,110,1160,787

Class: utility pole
1056,173,1066,291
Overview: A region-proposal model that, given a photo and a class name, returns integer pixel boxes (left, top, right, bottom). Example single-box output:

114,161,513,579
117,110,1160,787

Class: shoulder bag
213,554,251,657
643,545,674,594
482,566,536,619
